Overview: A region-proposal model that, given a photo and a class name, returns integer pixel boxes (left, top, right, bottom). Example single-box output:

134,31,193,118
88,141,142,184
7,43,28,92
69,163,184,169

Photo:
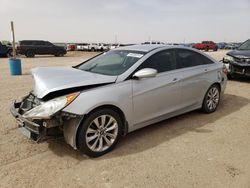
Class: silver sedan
10,45,227,157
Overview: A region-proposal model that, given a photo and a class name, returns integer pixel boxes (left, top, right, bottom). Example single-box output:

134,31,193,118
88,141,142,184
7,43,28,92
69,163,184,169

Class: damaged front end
223,55,250,77
10,92,81,142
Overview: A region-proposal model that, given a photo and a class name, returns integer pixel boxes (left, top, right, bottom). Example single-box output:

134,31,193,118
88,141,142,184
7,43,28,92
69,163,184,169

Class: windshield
238,39,250,50
77,50,145,76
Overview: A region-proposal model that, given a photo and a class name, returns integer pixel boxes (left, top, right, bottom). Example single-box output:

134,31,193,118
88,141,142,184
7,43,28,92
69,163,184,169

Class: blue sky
0,0,249,43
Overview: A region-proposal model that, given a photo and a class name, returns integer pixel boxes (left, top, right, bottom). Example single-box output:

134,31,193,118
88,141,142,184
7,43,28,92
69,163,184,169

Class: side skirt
129,104,201,133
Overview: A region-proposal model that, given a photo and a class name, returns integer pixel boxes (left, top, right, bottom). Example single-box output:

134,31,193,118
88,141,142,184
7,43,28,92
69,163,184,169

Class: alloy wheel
85,115,118,152
206,87,219,111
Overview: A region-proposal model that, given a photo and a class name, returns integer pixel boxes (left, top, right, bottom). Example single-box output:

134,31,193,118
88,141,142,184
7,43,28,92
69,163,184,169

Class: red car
192,41,218,51
66,44,76,51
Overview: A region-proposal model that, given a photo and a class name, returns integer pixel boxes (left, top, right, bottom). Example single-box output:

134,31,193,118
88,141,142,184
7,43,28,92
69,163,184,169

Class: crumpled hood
31,67,117,99
227,50,250,59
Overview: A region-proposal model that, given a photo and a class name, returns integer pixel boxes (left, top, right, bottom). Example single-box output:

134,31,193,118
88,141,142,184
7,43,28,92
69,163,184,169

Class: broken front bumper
10,101,44,140
228,62,250,77
10,100,82,148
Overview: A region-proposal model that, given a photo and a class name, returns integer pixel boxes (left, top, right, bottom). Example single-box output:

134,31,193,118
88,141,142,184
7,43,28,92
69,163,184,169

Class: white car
142,41,165,45
97,43,109,51
88,43,99,51
76,43,89,51
109,43,122,50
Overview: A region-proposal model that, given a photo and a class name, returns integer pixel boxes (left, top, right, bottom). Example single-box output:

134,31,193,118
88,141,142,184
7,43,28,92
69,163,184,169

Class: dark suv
17,40,66,57
0,42,12,57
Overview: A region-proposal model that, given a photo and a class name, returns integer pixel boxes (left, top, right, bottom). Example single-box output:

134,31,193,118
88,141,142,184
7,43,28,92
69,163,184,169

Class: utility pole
148,36,151,42
115,35,117,44
11,21,16,58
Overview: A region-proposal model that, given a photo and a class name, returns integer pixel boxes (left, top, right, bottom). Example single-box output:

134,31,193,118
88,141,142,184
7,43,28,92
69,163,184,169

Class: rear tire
205,46,209,51
25,50,35,58
55,51,64,57
77,108,122,157
202,84,220,113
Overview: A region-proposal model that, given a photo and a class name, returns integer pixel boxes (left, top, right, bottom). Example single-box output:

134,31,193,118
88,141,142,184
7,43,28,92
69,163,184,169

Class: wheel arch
25,49,35,55
212,82,221,92
67,104,128,150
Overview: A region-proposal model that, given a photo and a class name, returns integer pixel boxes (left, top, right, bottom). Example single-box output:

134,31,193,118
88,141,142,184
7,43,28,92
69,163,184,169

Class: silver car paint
32,45,227,148
61,46,227,148
32,67,117,99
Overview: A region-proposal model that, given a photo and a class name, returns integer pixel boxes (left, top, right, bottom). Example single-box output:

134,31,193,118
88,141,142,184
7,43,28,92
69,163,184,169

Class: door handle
204,68,209,72
172,78,178,83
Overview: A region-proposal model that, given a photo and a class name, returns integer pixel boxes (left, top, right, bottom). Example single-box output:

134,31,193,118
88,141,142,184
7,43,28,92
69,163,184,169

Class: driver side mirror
133,68,157,79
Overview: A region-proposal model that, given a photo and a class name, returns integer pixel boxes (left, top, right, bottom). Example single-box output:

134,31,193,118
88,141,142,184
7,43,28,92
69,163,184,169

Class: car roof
114,44,167,52
20,40,45,42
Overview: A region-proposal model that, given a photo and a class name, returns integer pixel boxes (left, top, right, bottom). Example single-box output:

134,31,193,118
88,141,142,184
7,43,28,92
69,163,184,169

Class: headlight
23,92,79,119
223,55,234,63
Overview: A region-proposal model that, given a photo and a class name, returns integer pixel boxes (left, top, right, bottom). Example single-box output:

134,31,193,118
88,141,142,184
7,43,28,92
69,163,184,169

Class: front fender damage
63,115,84,149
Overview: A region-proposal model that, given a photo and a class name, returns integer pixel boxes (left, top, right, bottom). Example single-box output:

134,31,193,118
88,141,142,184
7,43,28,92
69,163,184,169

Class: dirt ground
0,50,249,188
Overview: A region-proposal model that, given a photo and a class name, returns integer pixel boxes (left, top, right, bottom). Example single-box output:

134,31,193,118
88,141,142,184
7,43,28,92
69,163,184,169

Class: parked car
0,41,12,57
109,43,128,50
223,39,250,78
53,43,67,50
217,42,226,49
76,43,90,51
142,41,165,45
178,43,190,47
17,40,66,57
109,43,119,50
88,43,99,51
10,45,227,157
97,43,110,51
224,43,240,50
66,44,76,51
192,41,218,51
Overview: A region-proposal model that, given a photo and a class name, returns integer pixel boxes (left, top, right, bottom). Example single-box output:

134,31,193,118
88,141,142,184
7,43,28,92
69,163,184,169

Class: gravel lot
0,50,249,188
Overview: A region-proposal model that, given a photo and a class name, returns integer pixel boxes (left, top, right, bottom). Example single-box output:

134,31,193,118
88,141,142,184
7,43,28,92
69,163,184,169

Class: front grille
234,58,250,65
246,67,250,75
18,93,41,115
231,64,250,75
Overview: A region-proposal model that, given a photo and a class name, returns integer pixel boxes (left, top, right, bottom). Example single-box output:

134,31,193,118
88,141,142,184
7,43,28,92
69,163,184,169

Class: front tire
227,73,234,80
77,108,122,157
7,50,13,57
202,84,220,113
